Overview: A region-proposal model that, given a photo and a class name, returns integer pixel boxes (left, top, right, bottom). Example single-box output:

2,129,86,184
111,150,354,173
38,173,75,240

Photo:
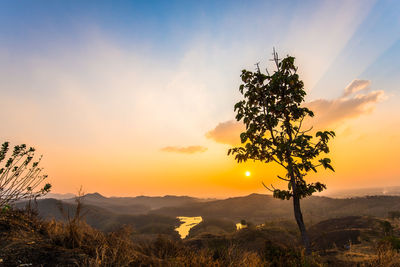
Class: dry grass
171,246,265,267
42,192,142,266
363,241,400,267
0,207,326,266
0,197,326,266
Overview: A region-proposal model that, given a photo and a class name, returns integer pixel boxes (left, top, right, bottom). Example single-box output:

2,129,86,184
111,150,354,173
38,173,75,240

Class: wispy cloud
207,80,385,145
160,146,207,154
343,79,371,97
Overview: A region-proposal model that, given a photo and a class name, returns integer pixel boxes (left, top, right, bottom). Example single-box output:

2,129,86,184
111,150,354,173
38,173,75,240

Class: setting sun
1,1,400,265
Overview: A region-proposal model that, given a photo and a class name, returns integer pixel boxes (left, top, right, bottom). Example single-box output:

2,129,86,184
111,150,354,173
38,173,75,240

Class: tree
228,50,335,254
0,141,51,207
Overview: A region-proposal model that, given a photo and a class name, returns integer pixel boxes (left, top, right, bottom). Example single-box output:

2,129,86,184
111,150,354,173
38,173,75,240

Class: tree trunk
284,113,311,254
287,156,311,254
292,192,311,255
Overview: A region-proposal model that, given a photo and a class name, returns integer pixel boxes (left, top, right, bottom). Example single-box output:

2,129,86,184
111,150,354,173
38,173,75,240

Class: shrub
0,142,51,207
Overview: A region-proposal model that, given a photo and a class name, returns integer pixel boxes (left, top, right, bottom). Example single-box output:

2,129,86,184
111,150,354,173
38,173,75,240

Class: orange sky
1,0,399,197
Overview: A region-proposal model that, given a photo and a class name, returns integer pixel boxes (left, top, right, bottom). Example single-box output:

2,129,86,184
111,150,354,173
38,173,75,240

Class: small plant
380,221,393,236
388,211,400,220
0,141,51,207
381,236,400,251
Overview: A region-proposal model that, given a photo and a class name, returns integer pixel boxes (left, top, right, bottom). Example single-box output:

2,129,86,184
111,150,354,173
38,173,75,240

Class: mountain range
18,191,400,239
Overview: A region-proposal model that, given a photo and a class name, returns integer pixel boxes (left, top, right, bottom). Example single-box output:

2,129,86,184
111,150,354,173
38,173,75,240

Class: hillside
62,193,205,214
325,186,400,198
16,198,181,239
15,193,400,245
150,194,400,224
2,208,399,266
20,193,400,231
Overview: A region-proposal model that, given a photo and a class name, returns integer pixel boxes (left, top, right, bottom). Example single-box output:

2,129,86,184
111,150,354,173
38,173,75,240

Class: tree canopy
228,50,335,253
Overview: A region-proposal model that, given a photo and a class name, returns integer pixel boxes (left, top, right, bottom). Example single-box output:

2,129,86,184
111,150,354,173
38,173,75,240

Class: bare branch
262,181,274,192
277,175,290,182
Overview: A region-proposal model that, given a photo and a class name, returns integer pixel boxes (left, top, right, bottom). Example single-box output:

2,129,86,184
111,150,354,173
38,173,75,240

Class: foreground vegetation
1,205,400,266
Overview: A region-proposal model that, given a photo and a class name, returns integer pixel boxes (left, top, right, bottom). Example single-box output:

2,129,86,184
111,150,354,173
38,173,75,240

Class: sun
245,171,251,177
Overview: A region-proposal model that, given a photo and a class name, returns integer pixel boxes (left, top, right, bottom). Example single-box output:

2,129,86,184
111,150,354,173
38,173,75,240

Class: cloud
205,120,245,145
160,146,208,154
207,80,385,145
305,80,385,128
343,79,370,97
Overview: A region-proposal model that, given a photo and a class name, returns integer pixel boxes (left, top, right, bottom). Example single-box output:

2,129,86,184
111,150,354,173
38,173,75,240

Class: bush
0,142,51,207
381,236,400,251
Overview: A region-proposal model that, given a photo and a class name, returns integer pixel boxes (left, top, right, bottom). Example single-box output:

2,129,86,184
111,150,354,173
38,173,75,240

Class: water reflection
236,222,247,230
175,216,202,239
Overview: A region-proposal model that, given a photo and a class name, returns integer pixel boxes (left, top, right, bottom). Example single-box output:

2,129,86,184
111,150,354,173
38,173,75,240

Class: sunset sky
1,0,399,197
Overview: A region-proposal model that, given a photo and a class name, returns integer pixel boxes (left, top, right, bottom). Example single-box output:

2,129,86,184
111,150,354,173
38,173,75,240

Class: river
175,216,203,239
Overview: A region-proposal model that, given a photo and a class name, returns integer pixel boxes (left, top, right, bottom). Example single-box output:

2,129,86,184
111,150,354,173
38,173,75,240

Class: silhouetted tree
228,50,335,254
0,142,51,207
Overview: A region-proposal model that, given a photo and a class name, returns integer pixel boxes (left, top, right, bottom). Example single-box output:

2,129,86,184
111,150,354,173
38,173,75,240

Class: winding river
175,216,203,239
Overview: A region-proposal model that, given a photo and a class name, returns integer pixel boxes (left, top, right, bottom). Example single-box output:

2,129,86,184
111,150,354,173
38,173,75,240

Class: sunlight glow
0,0,398,197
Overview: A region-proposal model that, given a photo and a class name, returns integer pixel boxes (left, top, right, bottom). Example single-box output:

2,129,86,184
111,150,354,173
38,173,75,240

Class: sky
0,0,399,197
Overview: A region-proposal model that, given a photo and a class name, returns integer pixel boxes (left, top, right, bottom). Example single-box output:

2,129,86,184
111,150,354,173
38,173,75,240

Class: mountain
61,192,204,215
16,193,208,237
150,193,400,224
10,193,400,266
17,198,181,239
19,193,400,238
325,186,400,198
61,193,149,215
40,192,76,199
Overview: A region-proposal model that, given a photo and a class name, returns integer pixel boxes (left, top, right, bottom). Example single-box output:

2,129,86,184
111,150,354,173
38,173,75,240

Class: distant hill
40,192,76,199
17,192,209,238
150,193,400,224
10,192,400,266
61,192,205,214
325,186,400,198
18,193,400,236
62,193,150,215
16,198,181,239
